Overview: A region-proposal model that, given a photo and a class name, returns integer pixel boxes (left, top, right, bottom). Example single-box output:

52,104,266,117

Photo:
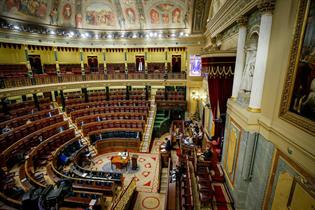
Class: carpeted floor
92,152,160,192
212,183,233,207
133,192,166,210
151,133,170,154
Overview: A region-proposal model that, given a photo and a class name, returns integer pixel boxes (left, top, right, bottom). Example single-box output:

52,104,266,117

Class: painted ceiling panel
0,0,196,31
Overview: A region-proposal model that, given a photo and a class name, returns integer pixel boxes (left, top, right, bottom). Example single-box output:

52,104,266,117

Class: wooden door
29,55,43,74
172,55,181,72
136,56,145,72
88,56,98,73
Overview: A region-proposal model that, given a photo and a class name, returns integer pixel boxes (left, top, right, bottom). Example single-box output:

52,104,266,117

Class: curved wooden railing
0,114,64,153
48,145,123,184
1,120,68,169
82,120,145,136
110,177,137,210
70,106,149,121
1,72,186,89
0,109,59,131
75,112,147,128
25,128,75,188
66,100,150,114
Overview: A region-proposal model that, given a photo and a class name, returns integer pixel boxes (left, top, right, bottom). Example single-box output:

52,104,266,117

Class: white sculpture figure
138,61,143,71
240,44,257,92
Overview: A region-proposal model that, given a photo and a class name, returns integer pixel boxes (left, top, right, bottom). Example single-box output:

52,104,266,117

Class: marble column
80,48,85,76
24,46,32,78
144,49,148,79
248,0,275,112
231,16,248,100
185,49,188,72
144,49,148,71
103,49,107,73
124,49,128,79
54,47,61,76
165,48,168,71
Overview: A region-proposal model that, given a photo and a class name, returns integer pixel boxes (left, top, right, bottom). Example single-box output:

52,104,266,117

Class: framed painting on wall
287,177,315,210
280,0,315,134
224,118,242,186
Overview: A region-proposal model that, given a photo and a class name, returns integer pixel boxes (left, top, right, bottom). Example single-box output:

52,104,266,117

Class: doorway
136,56,145,72
88,56,98,73
29,55,43,74
172,55,181,72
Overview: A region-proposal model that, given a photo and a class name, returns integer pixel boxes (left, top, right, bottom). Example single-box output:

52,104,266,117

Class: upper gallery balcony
0,71,187,89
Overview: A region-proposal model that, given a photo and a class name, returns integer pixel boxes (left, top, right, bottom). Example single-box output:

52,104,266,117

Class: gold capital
247,107,262,113
237,16,248,26
258,0,276,14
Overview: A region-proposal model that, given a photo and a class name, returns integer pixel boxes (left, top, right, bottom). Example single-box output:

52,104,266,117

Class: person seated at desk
165,138,172,151
2,125,11,134
58,126,64,132
119,150,129,159
176,132,183,145
194,123,199,133
183,137,193,145
201,147,212,161
184,120,192,127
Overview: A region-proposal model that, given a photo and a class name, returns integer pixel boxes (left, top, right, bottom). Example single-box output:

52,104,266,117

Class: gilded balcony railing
0,72,186,89
110,177,137,210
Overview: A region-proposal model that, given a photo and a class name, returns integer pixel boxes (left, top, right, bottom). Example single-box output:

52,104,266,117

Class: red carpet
211,163,225,183
212,183,234,209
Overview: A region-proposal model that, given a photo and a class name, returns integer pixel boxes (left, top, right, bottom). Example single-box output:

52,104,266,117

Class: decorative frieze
206,0,259,38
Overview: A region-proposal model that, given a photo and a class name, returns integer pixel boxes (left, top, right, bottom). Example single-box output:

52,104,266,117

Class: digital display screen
190,55,201,76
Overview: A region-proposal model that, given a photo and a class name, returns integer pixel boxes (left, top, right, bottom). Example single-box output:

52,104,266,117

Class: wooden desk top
111,155,129,165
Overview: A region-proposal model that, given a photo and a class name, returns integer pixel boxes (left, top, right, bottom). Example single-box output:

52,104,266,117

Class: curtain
208,74,233,139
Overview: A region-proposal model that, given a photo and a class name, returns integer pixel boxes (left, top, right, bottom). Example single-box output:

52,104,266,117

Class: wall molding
0,30,206,48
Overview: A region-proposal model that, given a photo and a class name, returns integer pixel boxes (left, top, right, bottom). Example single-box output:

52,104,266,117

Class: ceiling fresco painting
2,0,51,22
84,2,117,29
0,0,196,31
